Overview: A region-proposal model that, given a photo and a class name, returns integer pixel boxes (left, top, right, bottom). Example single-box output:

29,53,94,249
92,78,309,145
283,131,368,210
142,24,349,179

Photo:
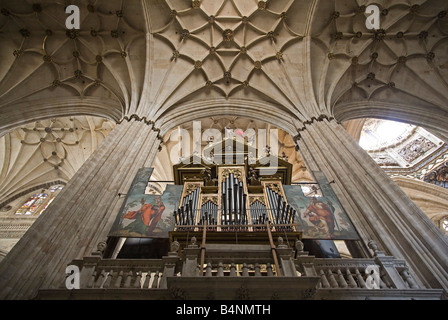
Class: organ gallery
0,0,447,301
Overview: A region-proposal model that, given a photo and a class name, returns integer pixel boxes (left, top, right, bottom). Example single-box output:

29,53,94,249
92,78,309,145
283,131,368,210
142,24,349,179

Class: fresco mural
283,172,359,240
109,168,357,240
108,168,183,238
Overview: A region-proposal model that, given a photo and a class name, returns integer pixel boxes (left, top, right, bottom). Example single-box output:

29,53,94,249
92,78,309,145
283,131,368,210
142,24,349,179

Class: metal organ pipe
276,192,281,223
181,206,185,225
175,177,296,232
189,198,193,225
249,200,267,230
199,200,218,228
266,187,277,223
174,187,201,229
281,201,286,225
242,192,247,224
234,182,239,223
222,182,227,225
220,173,248,227
265,186,294,230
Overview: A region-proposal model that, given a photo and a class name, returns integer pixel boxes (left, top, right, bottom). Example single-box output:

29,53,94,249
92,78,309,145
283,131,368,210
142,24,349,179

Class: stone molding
293,114,337,143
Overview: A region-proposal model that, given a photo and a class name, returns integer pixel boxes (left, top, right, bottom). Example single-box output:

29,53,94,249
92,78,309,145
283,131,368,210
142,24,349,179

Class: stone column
294,117,448,293
0,118,162,299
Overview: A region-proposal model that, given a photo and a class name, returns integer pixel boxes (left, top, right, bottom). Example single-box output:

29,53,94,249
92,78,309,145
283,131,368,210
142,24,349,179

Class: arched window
14,185,64,215
15,193,47,215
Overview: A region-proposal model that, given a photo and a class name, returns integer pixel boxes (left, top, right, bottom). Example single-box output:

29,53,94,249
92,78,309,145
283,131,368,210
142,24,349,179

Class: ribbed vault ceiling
0,116,115,203
0,0,447,135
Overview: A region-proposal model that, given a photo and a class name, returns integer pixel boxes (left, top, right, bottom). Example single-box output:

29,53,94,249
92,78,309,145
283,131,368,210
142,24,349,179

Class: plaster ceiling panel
248,10,280,34
201,54,226,80
286,0,312,35
176,36,209,61
215,0,241,18
169,0,191,11
162,68,209,104
433,41,448,81
255,60,298,106
199,0,222,16
177,8,208,31
146,0,173,31
151,56,204,110
150,37,179,99
274,23,302,51
155,21,184,50
0,53,44,103
229,54,254,80
121,0,147,32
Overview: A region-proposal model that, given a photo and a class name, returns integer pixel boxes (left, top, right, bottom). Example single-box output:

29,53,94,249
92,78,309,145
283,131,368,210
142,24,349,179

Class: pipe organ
109,139,357,255
173,165,296,232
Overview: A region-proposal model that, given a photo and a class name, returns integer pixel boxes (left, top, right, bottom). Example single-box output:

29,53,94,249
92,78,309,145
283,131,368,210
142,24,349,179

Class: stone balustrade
36,239,443,299
297,257,418,290
68,247,181,290
294,239,421,290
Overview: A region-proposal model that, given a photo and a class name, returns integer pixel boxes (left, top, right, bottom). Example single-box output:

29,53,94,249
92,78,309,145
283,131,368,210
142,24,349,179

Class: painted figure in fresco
303,197,335,238
122,196,166,236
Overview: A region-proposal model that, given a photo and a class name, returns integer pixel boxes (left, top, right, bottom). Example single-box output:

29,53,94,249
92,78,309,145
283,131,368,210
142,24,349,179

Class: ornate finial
92,240,107,257
295,239,304,252
97,241,107,252
367,239,377,250
367,240,380,256
277,236,287,248
187,236,198,248
170,240,180,254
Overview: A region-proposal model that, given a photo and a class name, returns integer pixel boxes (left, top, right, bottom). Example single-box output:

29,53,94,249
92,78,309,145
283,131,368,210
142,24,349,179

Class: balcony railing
36,239,444,300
